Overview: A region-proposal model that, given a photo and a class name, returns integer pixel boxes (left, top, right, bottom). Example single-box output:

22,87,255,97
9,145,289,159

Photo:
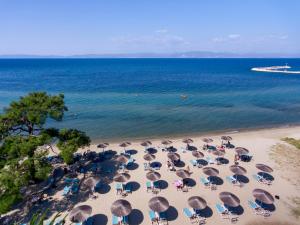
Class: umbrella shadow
196,206,213,218
93,214,108,225
225,143,235,149
168,147,177,152
147,148,157,154
197,159,208,166
129,209,144,225
188,145,198,151
184,178,196,187
95,183,111,194
175,161,185,168
127,149,138,155
209,176,223,185
157,180,168,189
236,175,249,184
258,172,274,181
166,206,178,221
127,162,139,171
150,161,162,169
226,205,244,215
126,181,140,192
217,157,229,165
256,201,276,212
103,150,117,160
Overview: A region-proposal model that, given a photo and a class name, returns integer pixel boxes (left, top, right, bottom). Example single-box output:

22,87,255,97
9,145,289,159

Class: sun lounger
112,215,119,225
71,183,79,193
127,158,134,166
248,200,262,215
153,181,160,189
206,156,215,164
181,147,187,153
183,208,195,222
215,203,229,219
253,174,263,183
226,176,238,184
200,177,210,188
146,181,152,192
115,183,122,194
63,186,71,196
144,163,149,171
190,160,197,167
149,210,156,224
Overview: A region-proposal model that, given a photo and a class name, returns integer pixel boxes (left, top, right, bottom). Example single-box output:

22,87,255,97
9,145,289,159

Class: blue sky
0,0,299,55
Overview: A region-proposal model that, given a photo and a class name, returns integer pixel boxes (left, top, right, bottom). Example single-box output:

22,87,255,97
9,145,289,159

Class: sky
0,0,299,55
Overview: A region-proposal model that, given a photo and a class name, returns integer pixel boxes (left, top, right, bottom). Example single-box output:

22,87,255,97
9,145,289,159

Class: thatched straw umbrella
97,143,109,152
235,147,249,155
202,167,219,177
111,199,132,217
143,154,155,162
161,140,172,146
183,138,193,144
83,177,100,190
253,189,274,205
188,196,207,210
219,192,240,207
113,173,131,183
202,138,213,143
192,151,204,158
69,205,92,223
148,196,169,212
146,171,161,182
119,142,131,151
115,155,129,164
167,152,180,162
256,164,273,173
176,169,190,179
230,165,247,175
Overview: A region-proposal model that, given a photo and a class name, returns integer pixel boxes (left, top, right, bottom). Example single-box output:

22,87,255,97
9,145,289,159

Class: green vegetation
0,92,90,214
282,137,300,149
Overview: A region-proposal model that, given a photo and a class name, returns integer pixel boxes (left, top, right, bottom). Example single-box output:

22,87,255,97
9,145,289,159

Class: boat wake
251,65,300,74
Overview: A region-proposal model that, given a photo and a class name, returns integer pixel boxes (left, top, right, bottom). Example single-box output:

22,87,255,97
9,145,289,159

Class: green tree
0,92,90,214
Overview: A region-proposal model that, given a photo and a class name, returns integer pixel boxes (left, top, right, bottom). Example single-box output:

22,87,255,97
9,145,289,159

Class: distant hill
0,51,299,58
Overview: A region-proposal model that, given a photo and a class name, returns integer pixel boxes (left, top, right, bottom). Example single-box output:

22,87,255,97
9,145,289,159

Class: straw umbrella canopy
146,171,161,181
143,153,156,162
161,140,172,146
212,150,225,157
176,169,190,179
256,164,273,173
183,138,193,144
188,196,207,210
119,142,131,150
167,152,180,161
253,189,274,204
202,138,213,143
111,199,132,217
141,141,152,147
221,136,232,141
69,205,92,223
219,192,240,207
230,165,247,175
83,177,100,190
235,147,249,155
148,196,169,212
113,173,131,183
115,155,129,164
203,167,219,177
192,151,204,158
97,143,109,152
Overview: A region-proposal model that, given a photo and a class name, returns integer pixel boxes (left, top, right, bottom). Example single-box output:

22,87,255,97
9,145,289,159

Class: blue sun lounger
149,210,156,223
146,181,152,191
63,186,71,196
124,183,132,193
183,208,193,219
200,177,210,186
112,215,119,225
122,215,129,224
159,211,167,221
216,203,226,214
206,156,215,164
190,159,197,167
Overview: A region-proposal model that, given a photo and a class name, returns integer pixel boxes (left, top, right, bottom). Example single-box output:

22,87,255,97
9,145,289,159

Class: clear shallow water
1,58,300,141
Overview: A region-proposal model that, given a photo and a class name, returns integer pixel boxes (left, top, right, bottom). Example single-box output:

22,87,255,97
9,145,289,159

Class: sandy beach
17,126,300,225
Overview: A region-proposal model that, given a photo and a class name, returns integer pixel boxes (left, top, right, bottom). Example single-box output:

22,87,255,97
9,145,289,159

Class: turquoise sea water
1,58,300,141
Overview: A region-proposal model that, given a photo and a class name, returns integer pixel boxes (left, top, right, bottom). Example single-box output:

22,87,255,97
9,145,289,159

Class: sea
1,58,300,141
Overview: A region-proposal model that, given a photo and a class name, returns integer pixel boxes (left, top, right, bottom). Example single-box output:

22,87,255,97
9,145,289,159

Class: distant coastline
251,65,300,74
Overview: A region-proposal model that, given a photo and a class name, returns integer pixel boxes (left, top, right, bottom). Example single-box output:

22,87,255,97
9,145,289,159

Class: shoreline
89,123,300,144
